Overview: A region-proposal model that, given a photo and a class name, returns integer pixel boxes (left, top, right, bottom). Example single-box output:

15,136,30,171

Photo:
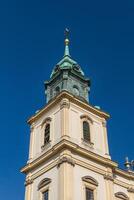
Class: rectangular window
86,188,94,200
43,190,49,200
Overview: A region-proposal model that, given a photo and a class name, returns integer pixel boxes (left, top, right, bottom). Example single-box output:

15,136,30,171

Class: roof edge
27,91,110,125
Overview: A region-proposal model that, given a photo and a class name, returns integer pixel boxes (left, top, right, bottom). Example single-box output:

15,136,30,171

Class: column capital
128,187,134,193
57,156,75,168
60,98,70,109
104,173,114,181
25,178,33,187
102,120,107,127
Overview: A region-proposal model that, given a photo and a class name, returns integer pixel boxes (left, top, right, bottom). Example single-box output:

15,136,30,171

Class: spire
64,28,70,57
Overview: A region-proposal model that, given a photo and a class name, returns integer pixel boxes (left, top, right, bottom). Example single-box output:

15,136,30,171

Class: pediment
115,192,129,200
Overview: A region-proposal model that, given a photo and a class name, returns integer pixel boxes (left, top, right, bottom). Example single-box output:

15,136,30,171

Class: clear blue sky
0,0,134,199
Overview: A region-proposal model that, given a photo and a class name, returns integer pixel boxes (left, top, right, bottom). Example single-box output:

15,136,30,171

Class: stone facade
21,36,134,200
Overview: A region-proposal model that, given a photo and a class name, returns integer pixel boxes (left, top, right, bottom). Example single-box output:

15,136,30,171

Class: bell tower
45,29,90,103
21,30,134,200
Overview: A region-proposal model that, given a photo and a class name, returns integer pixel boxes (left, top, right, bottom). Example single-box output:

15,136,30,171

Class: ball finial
64,28,70,45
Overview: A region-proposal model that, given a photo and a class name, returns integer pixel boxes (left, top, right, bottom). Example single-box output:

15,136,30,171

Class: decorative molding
81,138,94,149
82,176,98,186
38,178,51,190
57,156,75,167
102,120,107,127
60,98,70,109
115,192,129,200
41,117,52,127
80,114,93,124
27,91,110,125
41,141,51,151
104,174,114,181
24,178,33,186
127,187,134,193
21,139,118,174
30,123,35,131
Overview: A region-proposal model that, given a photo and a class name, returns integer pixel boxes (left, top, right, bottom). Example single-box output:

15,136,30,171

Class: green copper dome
50,55,85,78
45,30,91,103
50,30,84,78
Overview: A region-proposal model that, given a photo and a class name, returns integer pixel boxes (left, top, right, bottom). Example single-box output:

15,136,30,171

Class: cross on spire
64,28,70,57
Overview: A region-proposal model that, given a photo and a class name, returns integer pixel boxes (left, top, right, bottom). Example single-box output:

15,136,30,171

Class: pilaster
24,174,33,200
102,120,110,158
28,124,35,160
104,168,114,200
128,187,134,200
60,98,70,138
58,150,75,200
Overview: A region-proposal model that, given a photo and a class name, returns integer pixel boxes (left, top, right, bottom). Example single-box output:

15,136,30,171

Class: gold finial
64,28,70,45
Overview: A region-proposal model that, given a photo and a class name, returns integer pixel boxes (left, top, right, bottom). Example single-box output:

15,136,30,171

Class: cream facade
21,92,134,200
21,34,134,200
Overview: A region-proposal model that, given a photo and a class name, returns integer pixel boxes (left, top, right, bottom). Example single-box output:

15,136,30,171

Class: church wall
69,102,108,158
73,153,107,172
31,166,58,200
114,184,129,197
73,164,107,200
28,103,61,160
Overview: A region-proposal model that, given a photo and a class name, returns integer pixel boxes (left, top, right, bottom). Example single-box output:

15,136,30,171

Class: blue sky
0,0,134,199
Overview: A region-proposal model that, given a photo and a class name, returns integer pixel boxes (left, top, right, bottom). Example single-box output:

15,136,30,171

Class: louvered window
86,188,94,200
83,121,90,142
55,86,60,95
43,190,49,200
44,124,50,145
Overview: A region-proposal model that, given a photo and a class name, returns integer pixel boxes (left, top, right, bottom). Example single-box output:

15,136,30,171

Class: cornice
27,91,110,125
21,139,117,174
115,168,134,181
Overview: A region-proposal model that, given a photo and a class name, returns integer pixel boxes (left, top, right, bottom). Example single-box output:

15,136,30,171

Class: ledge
27,91,110,125
21,138,117,174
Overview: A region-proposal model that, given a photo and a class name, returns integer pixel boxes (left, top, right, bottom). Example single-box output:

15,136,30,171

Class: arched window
55,86,60,95
38,178,51,200
82,176,98,200
44,124,50,145
86,188,94,200
83,121,90,142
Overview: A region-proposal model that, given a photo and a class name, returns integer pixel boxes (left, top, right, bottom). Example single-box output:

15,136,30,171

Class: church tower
21,30,134,200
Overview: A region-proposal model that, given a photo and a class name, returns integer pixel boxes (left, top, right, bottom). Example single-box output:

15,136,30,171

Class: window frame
55,86,60,96
42,188,49,200
83,121,90,142
44,123,50,145
38,178,51,200
80,115,94,146
85,187,94,200
41,117,52,150
82,180,97,200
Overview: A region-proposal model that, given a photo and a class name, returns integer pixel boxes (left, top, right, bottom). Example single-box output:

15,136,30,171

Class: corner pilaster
128,187,134,200
104,168,114,200
24,174,33,200
28,124,35,160
102,119,110,158
58,150,75,200
60,98,70,138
